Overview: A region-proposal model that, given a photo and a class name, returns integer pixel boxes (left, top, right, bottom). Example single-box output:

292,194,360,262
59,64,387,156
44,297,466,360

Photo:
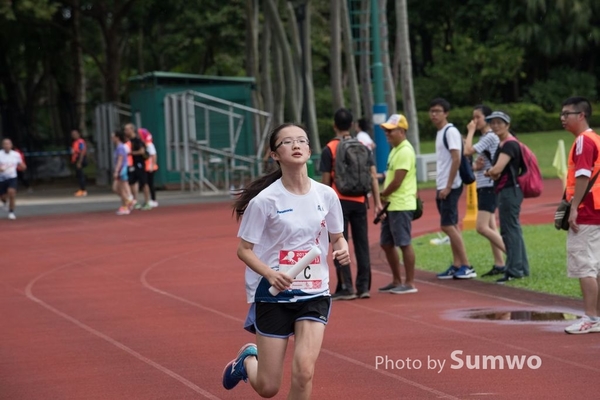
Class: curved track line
24,256,222,400
141,255,459,399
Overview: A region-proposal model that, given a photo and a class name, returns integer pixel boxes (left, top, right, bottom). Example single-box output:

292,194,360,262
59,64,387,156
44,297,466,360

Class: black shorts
0,178,18,195
477,187,498,213
244,297,331,338
436,186,463,226
128,164,147,186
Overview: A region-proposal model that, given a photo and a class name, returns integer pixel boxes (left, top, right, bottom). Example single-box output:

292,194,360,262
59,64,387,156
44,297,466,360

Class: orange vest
71,138,85,163
145,154,158,172
326,139,367,203
124,141,133,167
566,129,600,209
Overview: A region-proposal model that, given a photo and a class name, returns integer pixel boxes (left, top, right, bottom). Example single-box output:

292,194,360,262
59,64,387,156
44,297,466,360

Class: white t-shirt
435,123,463,190
356,131,375,149
146,142,157,156
0,150,23,181
238,178,344,303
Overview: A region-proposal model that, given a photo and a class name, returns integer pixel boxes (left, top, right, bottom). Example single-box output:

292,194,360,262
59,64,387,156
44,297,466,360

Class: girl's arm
237,238,293,292
329,232,350,265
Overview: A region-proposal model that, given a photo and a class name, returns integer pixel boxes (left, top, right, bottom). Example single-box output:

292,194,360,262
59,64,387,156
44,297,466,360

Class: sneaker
331,290,357,301
74,190,88,197
378,283,398,293
116,207,130,216
564,316,600,334
8,212,16,220
222,343,258,390
430,235,450,245
390,285,418,294
357,291,371,299
496,274,522,284
482,265,506,277
453,265,477,279
437,265,459,280
141,203,152,211
134,202,143,210
148,200,159,208
128,199,137,211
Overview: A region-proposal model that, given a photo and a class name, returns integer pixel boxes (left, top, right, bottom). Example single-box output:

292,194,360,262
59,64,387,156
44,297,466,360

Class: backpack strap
442,124,454,151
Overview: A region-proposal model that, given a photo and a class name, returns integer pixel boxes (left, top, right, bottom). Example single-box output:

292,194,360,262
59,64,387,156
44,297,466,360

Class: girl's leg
288,320,326,400
245,334,288,398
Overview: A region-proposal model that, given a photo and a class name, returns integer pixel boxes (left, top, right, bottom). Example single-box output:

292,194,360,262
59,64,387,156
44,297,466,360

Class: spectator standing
464,105,506,276
71,129,88,197
0,138,27,220
429,98,475,279
355,118,376,151
320,109,383,300
560,97,600,334
484,111,529,283
377,114,418,294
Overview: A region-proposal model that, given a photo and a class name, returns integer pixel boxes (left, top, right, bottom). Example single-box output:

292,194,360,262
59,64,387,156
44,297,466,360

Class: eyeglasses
429,109,444,114
560,111,581,118
275,138,310,149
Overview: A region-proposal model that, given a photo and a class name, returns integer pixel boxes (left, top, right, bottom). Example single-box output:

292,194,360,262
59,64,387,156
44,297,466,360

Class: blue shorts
477,187,497,213
118,168,128,182
380,210,413,247
244,297,331,338
436,186,463,226
0,178,17,195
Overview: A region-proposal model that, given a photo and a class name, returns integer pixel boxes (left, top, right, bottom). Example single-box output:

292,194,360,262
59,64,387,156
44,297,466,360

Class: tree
330,0,344,112
395,0,419,152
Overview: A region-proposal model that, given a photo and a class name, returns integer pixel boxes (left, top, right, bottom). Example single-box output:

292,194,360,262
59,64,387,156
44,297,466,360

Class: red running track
1,179,596,399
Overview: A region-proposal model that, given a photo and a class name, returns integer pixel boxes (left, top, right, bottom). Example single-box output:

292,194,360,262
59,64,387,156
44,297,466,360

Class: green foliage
413,35,524,109
524,68,598,112
413,224,580,298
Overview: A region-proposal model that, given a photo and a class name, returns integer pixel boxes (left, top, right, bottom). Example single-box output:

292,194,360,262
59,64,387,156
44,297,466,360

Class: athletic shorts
118,167,128,182
567,225,600,278
477,187,497,213
244,297,331,338
436,186,463,226
0,178,18,195
380,210,413,247
128,164,147,186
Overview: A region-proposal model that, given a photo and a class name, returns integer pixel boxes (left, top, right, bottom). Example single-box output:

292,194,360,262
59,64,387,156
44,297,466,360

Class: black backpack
329,137,372,197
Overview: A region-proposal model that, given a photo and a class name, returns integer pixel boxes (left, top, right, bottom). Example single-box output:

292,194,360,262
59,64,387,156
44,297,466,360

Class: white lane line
24,259,222,400
142,255,459,399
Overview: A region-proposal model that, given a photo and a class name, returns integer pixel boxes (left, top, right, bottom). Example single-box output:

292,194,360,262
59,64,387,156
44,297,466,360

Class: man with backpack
429,98,475,280
320,108,383,300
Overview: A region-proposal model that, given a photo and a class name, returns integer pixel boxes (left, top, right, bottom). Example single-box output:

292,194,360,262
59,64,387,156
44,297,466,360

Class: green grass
416,130,574,190
412,224,582,298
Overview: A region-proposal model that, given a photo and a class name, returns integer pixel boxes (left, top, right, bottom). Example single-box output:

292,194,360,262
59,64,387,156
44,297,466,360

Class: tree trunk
272,26,285,127
286,2,303,115
359,0,373,124
260,13,274,125
264,0,299,122
72,0,87,136
246,0,264,149
395,0,419,153
303,1,320,150
330,0,344,112
340,0,361,119
379,0,396,114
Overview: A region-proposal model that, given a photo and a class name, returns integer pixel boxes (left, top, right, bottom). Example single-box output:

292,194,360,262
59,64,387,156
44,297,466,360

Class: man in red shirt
561,97,600,334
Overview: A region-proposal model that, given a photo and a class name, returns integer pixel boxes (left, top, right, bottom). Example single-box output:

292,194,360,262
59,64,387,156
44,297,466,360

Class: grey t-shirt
473,131,500,189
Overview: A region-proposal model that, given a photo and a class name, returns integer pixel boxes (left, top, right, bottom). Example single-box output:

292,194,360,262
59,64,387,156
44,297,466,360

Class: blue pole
371,0,388,174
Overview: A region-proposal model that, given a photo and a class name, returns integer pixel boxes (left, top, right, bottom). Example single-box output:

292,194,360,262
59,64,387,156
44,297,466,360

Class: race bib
278,249,323,291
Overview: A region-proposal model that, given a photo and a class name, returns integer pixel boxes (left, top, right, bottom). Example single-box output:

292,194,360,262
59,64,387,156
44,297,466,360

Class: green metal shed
128,71,257,187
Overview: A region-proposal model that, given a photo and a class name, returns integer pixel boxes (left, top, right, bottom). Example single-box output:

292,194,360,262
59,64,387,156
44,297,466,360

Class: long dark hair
232,123,306,221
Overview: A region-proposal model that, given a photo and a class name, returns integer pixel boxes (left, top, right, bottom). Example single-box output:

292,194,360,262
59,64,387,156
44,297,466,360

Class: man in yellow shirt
378,114,418,294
